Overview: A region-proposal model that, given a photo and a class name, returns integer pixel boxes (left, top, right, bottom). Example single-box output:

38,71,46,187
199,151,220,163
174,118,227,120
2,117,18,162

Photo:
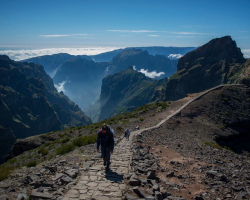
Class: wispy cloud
106,30,213,35
239,31,248,33
106,30,157,33
40,35,69,38
55,80,67,92
170,31,205,35
40,34,91,38
148,35,159,37
133,66,165,79
139,68,165,79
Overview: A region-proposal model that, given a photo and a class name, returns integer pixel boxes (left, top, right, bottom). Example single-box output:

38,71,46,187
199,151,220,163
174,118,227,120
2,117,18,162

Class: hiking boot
103,161,106,166
105,164,110,171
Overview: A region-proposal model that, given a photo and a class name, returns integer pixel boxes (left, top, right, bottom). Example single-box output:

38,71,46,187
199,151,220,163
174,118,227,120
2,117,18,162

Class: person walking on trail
97,124,114,171
125,128,130,141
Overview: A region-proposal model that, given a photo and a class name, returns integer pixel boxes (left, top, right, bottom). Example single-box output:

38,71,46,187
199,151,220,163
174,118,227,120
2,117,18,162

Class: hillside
0,55,91,162
127,84,250,199
98,67,168,121
165,36,246,101
1,84,250,199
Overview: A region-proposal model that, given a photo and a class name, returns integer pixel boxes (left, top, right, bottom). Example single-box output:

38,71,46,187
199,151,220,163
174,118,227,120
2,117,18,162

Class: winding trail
62,84,240,200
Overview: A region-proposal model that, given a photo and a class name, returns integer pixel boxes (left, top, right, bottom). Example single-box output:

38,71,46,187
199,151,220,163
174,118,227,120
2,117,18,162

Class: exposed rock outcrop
165,36,246,101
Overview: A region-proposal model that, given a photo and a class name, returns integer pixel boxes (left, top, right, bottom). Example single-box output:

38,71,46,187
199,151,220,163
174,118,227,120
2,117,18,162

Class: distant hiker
97,123,114,171
125,128,130,140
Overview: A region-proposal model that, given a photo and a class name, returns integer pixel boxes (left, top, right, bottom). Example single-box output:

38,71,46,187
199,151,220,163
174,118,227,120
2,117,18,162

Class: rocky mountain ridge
165,36,247,101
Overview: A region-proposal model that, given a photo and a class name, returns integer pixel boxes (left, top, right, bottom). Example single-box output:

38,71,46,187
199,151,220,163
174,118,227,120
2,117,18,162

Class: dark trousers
101,145,111,164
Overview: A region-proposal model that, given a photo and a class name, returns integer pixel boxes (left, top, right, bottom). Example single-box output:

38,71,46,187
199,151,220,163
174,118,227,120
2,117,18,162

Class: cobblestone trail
62,135,136,200
62,84,240,200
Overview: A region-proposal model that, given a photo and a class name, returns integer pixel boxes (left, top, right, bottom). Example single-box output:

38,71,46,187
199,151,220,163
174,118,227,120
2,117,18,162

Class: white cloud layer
54,80,67,92
139,69,165,79
168,54,183,60
133,66,165,79
40,34,91,38
0,47,120,61
242,49,250,58
106,30,157,33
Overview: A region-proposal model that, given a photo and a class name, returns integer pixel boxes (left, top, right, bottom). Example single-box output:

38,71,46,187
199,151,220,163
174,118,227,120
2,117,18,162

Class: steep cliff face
98,67,168,121
0,126,15,163
165,36,246,101
0,55,91,161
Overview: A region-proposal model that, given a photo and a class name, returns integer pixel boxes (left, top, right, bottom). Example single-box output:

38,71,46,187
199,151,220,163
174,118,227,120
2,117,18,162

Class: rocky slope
0,99,172,199
0,55,91,162
98,67,168,121
165,36,247,101
127,85,250,199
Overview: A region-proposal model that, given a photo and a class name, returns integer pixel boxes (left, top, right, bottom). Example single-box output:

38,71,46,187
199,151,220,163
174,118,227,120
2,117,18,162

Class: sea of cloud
0,47,249,62
0,47,120,61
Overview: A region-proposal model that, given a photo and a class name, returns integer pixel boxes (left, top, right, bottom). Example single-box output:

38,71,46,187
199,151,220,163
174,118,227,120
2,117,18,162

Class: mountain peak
178,36,245,71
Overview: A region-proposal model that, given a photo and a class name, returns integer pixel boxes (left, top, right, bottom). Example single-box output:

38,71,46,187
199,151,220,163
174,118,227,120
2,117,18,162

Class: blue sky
0,0,249,49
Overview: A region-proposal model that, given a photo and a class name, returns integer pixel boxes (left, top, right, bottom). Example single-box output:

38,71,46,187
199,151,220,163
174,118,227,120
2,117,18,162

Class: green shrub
38,146,49,156
204,141,223,150
25,160,37,167
56,143,76,155
139,117,144,121
60,137,70,143
0,166,15,181
73,135,97,147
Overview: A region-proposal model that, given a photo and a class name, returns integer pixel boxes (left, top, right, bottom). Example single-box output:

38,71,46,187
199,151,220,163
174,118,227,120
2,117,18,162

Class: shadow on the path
104,170,124,183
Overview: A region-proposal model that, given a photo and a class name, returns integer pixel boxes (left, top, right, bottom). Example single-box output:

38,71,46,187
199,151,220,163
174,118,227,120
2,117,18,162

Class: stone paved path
62,135,135,200
62,84,240,200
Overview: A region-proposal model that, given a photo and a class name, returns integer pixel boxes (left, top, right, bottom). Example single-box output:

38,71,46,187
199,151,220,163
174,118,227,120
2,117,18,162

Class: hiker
97,124,114,171
125,128,130,140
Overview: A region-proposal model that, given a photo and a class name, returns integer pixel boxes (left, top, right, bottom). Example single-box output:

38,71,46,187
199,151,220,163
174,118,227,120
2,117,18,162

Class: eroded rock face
165,36,247,101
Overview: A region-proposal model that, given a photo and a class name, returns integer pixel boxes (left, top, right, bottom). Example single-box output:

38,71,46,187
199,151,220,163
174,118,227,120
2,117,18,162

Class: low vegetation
0,100,172,181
